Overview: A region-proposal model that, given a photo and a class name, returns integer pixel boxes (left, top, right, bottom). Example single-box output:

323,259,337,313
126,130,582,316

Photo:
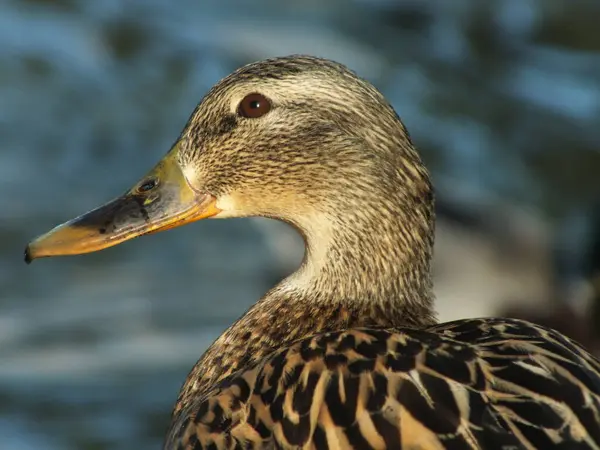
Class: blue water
2,0,600,448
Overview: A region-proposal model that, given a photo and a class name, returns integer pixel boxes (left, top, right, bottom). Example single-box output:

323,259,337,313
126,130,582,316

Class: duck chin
213,194,249,219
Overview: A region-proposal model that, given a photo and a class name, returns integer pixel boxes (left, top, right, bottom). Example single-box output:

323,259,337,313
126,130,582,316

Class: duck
25,55,600,449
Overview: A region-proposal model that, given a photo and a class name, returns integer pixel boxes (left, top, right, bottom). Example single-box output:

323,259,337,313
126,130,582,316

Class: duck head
25,56,434,299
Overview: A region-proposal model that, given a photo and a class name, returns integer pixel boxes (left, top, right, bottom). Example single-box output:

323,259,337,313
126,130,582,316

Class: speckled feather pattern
158,56,600,448
169,318,600,449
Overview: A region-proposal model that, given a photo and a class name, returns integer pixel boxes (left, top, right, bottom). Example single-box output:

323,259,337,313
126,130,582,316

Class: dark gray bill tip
24,246,33,265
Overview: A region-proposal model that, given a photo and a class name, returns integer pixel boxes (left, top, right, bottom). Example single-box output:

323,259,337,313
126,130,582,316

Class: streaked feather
167,318,600,449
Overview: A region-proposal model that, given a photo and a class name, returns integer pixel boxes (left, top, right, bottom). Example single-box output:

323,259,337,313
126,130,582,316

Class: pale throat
213,191,433,305
273,207,433,306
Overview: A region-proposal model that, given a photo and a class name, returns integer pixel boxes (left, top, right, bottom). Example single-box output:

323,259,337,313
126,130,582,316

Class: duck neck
279,147,436,315
172,180,436,416
280,209,435,317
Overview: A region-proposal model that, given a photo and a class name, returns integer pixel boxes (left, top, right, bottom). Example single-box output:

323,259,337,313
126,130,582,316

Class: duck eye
238,93,271,118
138,178,158,193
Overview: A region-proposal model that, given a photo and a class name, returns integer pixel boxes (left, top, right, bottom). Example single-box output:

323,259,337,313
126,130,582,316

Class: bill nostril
137,178,158,193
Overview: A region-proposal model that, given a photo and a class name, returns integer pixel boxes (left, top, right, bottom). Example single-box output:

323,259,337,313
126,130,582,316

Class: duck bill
25,151,220,263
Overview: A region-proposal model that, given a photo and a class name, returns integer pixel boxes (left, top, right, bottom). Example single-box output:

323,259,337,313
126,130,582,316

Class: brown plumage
25,56,600,449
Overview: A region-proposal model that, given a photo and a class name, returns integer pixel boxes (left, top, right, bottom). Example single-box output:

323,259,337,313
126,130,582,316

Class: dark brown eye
238,93,271,118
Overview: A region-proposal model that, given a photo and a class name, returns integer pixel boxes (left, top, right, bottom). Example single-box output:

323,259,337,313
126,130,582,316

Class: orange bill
25,150,220,263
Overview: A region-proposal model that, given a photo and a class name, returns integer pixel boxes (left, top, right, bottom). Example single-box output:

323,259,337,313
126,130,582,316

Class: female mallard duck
26,56,600,449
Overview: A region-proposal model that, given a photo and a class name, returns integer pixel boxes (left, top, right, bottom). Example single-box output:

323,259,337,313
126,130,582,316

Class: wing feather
166,319,600,449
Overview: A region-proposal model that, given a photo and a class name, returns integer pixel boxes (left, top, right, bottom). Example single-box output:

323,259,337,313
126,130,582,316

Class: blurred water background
2,0,600,448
